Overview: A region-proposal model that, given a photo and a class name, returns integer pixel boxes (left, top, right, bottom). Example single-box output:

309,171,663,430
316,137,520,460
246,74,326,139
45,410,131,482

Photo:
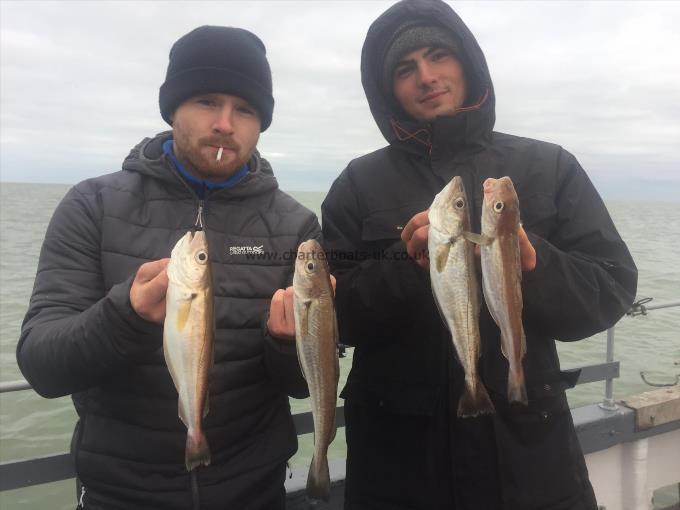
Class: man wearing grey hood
322,1,637,509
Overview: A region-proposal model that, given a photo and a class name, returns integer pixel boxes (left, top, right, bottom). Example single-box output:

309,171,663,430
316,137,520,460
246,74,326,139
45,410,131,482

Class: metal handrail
599,298,680,411
1,299,677,493
0,379,31,393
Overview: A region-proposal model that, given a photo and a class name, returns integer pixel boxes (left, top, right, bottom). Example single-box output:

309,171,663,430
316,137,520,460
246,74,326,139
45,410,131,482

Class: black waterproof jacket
321,1,637,509
17,132,320,510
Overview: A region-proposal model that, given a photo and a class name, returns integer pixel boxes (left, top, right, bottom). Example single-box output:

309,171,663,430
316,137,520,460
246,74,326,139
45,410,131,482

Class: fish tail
185,429,211,471
306,452,331,502
458,380,496,418
508,369,528,405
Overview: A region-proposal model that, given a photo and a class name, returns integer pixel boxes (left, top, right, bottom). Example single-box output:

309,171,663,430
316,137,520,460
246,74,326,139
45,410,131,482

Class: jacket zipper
168,165,205,508
77,485,86,508
167,157,209,232
195,199,205,230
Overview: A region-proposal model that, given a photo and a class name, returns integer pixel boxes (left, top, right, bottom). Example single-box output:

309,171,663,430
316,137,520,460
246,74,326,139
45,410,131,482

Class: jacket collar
121,131,279,200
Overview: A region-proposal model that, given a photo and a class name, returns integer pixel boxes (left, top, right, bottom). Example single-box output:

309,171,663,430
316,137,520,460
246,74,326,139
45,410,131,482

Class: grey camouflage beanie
382,24,460,95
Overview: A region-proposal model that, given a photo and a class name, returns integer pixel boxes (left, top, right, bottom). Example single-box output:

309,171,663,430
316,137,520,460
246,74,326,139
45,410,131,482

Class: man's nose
212,107,235,134
417,62,437,86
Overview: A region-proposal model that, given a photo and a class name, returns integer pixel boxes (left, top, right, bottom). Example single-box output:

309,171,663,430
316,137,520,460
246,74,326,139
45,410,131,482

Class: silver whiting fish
163,230,214,470
429,176,495,417
479,176,528,405
293,239,339,502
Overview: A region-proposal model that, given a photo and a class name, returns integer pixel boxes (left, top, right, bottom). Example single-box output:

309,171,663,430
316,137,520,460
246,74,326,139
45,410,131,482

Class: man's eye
236,105,255,115
197,99,217,107
394,65,413,80
431,50,450,61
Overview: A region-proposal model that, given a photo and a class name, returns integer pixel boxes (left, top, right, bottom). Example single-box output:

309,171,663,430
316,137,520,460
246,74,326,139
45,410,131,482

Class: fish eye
195,251,208,264
306,262,315,271
455,198,465,209
494,201,504,213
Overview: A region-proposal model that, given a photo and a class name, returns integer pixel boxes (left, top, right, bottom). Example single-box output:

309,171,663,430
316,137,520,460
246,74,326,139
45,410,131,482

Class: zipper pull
195,200,205,230
78,485,86,508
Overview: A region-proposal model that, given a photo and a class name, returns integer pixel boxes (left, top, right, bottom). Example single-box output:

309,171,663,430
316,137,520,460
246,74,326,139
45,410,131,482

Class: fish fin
294,341,307,382
211,320,216,369
331,311,340,445
299,299,312,338
333,313,341,380
508,368,528,406
435,242,451,273
306,452,331,502
330,419,338,444
294,301,311,382
463,231,493,246
185,429,211,471
178,402,189,429
500,335,508,360
175,294,196,332
458,380,496,418
163,337,181,394
430,284,450,333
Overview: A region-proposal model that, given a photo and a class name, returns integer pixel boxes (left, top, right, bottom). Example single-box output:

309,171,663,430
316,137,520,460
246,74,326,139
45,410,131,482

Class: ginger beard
172,124,254,182
170,95,261,183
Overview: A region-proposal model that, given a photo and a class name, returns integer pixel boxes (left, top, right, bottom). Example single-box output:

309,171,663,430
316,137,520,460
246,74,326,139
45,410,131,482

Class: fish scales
163,230,214,471
293,239,339,502
428,176,495,418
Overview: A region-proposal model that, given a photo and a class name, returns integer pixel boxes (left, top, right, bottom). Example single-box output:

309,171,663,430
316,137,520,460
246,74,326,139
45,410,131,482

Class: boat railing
1,299,679,495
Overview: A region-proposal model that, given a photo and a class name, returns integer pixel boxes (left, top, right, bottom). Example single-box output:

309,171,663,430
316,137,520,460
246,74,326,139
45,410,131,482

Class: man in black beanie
18,25,321,510
322,1,637,509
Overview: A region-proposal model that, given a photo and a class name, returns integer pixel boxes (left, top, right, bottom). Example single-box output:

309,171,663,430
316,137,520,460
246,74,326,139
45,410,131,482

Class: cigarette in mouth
216,147,223,162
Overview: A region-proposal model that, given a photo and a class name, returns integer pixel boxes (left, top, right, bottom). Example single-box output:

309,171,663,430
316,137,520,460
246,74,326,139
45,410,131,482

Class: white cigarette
216,147,223,161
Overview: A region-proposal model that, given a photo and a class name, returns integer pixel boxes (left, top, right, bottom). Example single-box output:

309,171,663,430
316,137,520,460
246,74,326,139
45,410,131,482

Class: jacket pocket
490,384,587,509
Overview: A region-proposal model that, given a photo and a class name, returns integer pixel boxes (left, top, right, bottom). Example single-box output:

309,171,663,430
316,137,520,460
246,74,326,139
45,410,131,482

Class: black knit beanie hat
159,26,274,131
382,23,461,96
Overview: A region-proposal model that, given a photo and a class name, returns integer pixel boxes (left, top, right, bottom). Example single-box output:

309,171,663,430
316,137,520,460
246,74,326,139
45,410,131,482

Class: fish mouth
434,176,465,211
189,230,207,248
483,177,515,205
177,230,207,251
483,178,500,205
298,238,322,253
296,238,325,264
445,176,464,198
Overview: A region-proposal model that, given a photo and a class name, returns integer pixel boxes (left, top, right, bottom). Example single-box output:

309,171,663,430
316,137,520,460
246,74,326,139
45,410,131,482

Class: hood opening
361,0,496,152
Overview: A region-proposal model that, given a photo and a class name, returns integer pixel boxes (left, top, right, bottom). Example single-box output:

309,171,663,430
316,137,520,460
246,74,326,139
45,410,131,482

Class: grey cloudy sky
1,1,679,199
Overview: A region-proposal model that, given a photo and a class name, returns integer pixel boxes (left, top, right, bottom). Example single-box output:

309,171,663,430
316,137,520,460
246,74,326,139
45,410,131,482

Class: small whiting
428,176,495,418
478,177,528,405
163,230,214,470
293,239,339,502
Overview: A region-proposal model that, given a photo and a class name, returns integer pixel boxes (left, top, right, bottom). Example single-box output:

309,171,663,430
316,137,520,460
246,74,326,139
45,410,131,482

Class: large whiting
293,239,339,502
429,176,495,417
163,230,214,471
479,177,528,405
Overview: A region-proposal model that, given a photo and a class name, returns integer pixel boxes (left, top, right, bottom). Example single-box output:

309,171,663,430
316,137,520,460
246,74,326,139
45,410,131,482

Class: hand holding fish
472,226,536,272
268,276,337,343
268,287,296,342
130,258,170,324
517,226,536,272
401,210,430,270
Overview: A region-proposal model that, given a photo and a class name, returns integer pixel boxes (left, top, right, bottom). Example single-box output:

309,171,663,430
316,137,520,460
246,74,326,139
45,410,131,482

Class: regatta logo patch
228,245,265,255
